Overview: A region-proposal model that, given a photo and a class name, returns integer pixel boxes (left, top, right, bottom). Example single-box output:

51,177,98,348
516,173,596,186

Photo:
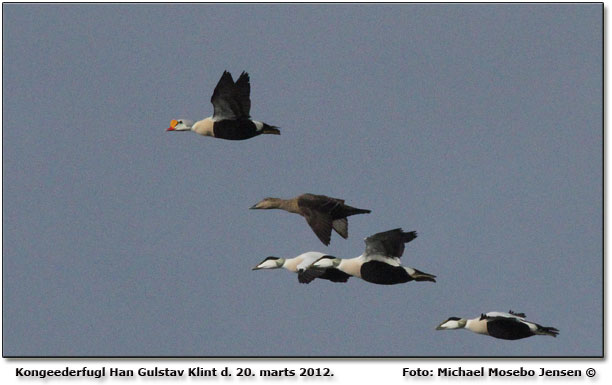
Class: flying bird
252,252,351,284
436,311,559,340
311,228,436,285
167,71,279,140
250,193,371,246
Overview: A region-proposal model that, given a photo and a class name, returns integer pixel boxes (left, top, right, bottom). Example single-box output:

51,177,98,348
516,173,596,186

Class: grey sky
2,3,602,357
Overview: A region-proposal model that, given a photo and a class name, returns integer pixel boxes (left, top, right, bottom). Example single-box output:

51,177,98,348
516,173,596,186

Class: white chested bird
311,228,436,285
436,311,559,340
252,252,351,284
167,71,279,140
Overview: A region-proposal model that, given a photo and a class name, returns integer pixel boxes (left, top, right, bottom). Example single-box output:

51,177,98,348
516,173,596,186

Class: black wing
297,266,350,284
364,228,417,259
297,267,323,284
234,71,251,118
210,71,249,120
509,310,526,318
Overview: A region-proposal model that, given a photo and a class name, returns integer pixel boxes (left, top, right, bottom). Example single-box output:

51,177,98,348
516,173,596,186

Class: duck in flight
436,311,559,340
167,71,279,140
250,193,371,246
252,252,351,284
311,228,436,285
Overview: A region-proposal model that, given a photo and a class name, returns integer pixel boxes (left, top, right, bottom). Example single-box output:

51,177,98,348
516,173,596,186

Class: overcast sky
3,3,602,357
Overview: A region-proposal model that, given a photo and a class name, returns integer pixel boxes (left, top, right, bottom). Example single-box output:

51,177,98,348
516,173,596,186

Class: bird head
435,317,467,330
249,198,282,210
252,256,285,270
167,119,193,131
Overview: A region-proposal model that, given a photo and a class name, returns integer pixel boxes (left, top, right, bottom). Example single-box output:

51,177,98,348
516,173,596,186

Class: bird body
436,311,559,340
311,228,436,285
250,193,371,245
252,252,350,284
167,71,279,140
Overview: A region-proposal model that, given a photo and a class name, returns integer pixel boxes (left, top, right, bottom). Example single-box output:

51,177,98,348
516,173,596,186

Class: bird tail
410,268,437,283
344,207,371,216
262,124,280,135
536,325,559,337
402,231,418,244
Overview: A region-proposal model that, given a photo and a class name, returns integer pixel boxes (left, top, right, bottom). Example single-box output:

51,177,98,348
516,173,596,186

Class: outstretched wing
364,228,417,259
297,267,326,284
297,195,345,246
509,310,526,318
483,311,525,320
331,218,348,239
301,208,333,246
297,264,351,284
210,71,250,120
234,71,251,118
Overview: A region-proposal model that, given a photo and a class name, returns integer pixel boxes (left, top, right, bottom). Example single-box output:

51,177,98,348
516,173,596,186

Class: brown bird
250,193,371,245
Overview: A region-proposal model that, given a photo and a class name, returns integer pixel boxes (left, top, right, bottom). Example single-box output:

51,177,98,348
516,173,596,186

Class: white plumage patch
525,321,538,332
439,319,464,330
295,252,327,271
364,254,401,267
336,257,363,278
192,117,215,136
256,259,281,269
485,311,525,320
313,257,336,269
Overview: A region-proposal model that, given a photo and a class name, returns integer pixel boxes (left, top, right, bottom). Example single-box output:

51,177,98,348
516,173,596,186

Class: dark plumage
250,193,371,246
364,228,418,259
252,252,350,284
482,312,559,340
311,228,436,285
167,71,279,140
297,265,351,284
485,318,536,340
437,311,559,340
211,71,252,119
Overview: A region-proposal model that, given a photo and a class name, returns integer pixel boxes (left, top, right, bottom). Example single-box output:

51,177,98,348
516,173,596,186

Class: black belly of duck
360,261,412,285
320,269,351,283
486,318,534,340
213,119,261,140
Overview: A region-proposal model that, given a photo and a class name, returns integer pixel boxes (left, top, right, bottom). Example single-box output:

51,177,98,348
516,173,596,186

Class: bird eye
178,120,183,124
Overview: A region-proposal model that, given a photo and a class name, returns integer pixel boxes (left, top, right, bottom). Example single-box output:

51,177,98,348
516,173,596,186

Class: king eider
311,228,436,285
250,194,371,246
252,252,351,284
167,71,279,140
436,311,559,340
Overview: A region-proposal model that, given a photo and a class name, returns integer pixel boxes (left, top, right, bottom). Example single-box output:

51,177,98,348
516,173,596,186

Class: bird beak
252,265,262,270
167,120,178,131
249,204,259,209
435,322,446,330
